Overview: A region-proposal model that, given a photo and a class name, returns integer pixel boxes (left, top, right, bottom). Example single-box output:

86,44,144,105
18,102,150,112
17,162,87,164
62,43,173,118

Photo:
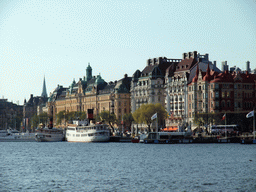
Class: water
1,142,256,192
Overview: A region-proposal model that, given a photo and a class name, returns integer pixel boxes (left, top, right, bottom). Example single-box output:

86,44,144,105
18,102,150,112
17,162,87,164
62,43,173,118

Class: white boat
66,121,110,142
0,129,35,142
144,131,193,144
35,127,65,142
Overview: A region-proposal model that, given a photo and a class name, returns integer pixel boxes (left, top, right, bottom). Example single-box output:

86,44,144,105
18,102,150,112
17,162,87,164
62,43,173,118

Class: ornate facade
47,64,132,127
130,57,181,114
188,64,256,130
165,51,221,130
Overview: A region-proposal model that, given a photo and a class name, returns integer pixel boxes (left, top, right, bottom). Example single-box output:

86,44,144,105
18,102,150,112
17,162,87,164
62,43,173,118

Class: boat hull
0,134,36,142
66,123,110,142
35,133,64,142
66,135,110,142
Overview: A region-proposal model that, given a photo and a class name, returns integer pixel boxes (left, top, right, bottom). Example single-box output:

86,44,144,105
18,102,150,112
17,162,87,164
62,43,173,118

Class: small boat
144,131,193,144
66,120,110,142
35,127,65,142
131,136,140,143
0,129,35,142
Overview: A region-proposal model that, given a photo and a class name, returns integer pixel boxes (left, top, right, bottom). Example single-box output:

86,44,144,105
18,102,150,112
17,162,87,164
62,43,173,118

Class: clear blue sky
0,0,255,105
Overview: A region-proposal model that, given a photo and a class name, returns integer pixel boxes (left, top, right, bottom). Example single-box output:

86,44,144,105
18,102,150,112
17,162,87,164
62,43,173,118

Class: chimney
246,61,250,72
213,61,216,69
205,54,209,61
188,52,192,58
182,53,186,60
147,59,151,66
193,51,197,59
221,61,228,72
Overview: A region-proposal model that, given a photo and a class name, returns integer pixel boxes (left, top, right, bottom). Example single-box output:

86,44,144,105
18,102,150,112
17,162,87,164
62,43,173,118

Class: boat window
76,134,80,137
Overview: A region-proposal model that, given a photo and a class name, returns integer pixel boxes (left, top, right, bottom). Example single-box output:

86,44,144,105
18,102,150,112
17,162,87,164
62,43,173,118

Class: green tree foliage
132,103,167,132
31,112,48,128
56,111,87,125
123,113,134,131
56,110,65,125
98,110,116,133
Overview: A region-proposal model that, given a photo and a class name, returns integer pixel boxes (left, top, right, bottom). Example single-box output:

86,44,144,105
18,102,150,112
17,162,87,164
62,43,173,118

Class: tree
56,111,87,125
56,110,66,125
31,112,48,129
98,110,116,133
132,103,167,133
123,113,134,132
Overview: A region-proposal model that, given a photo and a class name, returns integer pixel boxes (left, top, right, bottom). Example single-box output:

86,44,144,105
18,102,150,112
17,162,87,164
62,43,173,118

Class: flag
169,111,173,119
151,113,157,120
246,111,254,118
221,114,226,121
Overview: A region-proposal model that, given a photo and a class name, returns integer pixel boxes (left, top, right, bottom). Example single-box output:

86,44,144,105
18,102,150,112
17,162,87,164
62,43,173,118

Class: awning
162,127,178,132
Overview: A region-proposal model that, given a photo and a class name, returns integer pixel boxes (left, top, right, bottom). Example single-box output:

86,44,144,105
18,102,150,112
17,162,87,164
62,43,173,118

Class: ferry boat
0,129,35,142
144,131,193,144
35,127,65,142
66,120,110,142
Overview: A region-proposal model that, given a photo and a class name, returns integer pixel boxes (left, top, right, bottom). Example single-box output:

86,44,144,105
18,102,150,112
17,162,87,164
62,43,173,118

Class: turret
86,63,92,82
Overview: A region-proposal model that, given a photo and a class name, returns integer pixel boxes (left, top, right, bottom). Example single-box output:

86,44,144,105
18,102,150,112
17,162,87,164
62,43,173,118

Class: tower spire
41,76,48,98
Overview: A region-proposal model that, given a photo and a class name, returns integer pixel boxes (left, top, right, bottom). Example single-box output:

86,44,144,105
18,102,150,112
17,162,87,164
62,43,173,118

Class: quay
143,132,254,144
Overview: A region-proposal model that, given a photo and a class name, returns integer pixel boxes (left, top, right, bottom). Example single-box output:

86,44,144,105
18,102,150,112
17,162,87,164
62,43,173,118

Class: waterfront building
23,77,48,131
165,51,221,130
48,64,132,129
0,99,23,130
130,57,181,114
187,61,256,130
130,57,181,132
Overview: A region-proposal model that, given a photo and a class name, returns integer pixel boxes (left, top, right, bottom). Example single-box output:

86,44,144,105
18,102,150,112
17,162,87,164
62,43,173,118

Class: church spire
41,76,48,98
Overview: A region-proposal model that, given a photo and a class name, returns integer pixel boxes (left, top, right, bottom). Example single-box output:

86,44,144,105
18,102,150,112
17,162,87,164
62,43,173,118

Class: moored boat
66,120,110,142
0,129,35,142
131,136,140,143
35,128,64,142
144,131,193,144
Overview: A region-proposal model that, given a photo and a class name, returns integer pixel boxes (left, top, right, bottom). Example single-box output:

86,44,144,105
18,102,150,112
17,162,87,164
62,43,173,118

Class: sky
0,0,255,105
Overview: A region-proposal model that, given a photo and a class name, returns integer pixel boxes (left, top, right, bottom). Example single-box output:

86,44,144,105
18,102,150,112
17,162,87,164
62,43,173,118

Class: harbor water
1,142,256,192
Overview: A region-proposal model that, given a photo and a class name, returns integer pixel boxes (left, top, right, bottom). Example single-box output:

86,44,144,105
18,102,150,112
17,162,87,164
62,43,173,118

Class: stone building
187,62,256,130
165,51,221,130
23,77,48,131
130,57,181,114
48,64,132,128
0,99,23,130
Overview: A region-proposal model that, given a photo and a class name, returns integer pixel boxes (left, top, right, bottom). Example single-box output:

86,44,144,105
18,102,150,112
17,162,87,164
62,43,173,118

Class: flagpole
225,113,227,139
156,116,158,132
253,109,255,140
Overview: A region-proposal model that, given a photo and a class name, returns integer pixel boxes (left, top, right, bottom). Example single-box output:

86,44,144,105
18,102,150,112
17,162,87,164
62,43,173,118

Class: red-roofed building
188,67,256,130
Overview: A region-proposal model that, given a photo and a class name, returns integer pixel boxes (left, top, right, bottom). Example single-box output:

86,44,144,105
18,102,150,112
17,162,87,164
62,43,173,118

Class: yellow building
47,64,131,128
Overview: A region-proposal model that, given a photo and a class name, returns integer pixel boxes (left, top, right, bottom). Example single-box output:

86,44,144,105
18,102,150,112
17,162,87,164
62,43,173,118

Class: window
221,101,225,108
222,92,225,98
227,101,230,107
